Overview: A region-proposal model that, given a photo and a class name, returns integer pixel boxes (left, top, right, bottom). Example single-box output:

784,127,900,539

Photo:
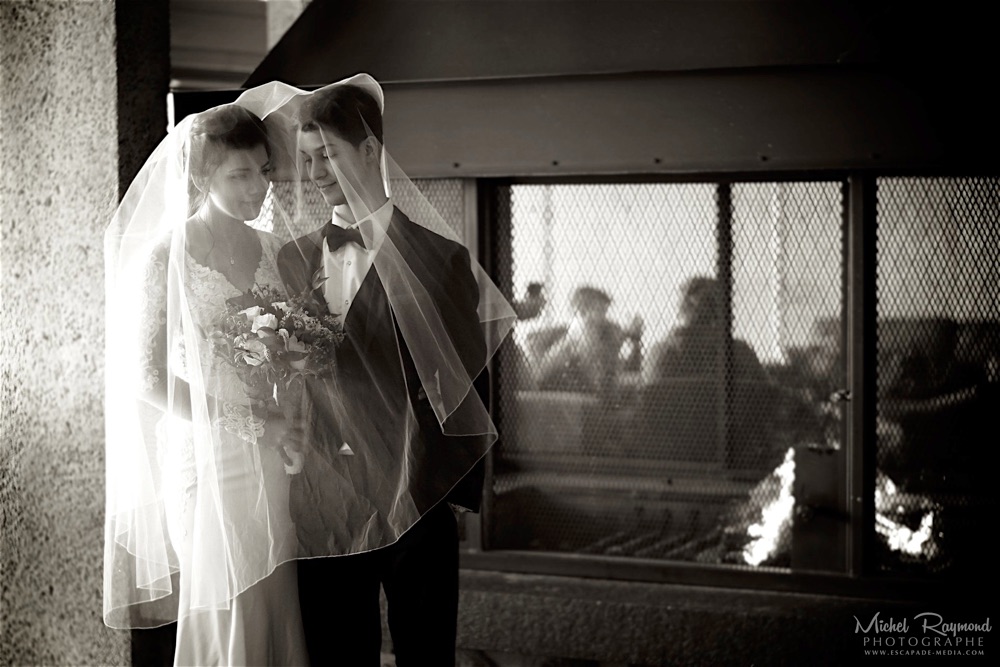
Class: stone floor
380,651,630,666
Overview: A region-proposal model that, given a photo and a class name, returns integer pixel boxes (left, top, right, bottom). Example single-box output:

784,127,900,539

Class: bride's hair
186,105,270,215
297,84,383,146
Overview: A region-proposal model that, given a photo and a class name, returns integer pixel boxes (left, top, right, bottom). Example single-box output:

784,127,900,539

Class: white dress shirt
322,199,394,323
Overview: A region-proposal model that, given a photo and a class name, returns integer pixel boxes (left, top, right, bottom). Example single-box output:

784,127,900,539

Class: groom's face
298,127,368,208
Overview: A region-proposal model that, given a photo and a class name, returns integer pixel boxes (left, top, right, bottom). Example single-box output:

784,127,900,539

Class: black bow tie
323,224,366,251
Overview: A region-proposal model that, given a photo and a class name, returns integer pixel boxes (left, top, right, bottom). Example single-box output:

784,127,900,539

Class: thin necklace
199,215,237,266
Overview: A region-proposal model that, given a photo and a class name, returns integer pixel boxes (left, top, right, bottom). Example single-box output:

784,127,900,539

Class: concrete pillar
0,1,168,664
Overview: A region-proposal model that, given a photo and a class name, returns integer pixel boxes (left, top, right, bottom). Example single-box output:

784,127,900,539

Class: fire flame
737,450,940,567
874,474,939,559
875,511,935,556
743,447,795,566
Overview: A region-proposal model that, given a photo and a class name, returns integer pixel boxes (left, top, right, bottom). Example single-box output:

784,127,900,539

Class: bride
103,101,307,664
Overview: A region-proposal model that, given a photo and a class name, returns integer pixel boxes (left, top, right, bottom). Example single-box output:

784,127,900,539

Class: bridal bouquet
209,283,343,472
212,283,344,386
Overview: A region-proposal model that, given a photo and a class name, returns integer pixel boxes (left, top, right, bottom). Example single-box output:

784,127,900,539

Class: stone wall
1,1,166,664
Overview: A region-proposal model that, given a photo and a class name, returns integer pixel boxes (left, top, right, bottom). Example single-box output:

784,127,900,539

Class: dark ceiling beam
248,0,886,87
379,68,998,178
188,1,998,176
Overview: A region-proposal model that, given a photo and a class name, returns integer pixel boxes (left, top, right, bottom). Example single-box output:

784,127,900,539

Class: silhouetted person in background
645,276,766,384
536,286,641,394
512,281,547,321
641,276,774,468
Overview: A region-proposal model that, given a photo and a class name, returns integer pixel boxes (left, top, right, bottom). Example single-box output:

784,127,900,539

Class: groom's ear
360,136,381,163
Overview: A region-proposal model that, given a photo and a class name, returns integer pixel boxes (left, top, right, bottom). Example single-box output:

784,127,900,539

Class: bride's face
204,145,271,222
298,129,373,209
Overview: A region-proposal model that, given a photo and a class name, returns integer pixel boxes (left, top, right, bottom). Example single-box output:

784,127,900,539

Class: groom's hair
298,84,383,146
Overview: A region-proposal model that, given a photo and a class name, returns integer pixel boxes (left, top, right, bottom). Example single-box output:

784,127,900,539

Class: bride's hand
260,410,304,475
281,424,305,475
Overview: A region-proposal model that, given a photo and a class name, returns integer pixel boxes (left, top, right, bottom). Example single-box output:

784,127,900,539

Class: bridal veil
103,74,515,629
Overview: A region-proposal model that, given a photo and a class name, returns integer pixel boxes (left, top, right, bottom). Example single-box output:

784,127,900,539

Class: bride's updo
186,105,270,215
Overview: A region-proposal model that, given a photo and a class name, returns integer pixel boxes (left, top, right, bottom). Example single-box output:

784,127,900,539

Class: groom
276,82,489,666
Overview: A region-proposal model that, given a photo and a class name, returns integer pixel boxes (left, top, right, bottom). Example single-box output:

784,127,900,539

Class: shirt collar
330,198,393,252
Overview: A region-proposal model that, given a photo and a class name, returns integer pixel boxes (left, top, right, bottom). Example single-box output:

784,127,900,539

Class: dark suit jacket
277,208,489,549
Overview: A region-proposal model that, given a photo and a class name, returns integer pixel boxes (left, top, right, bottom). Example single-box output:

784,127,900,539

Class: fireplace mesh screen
489,182,845,569
256,178,467,243
875,177,999,576
259,174,999,578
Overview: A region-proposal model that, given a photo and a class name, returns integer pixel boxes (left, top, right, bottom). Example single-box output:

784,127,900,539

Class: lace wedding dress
143,231,308,666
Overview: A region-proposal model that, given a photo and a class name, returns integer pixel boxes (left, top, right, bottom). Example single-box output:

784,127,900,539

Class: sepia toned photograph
2,1,996,665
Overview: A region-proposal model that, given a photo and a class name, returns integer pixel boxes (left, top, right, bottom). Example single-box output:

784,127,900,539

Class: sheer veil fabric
103,74,515,636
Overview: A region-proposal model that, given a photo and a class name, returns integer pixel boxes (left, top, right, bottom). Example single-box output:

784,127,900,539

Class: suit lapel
343,209,409,338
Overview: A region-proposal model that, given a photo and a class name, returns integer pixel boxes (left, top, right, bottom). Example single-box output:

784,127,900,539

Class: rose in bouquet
210,283,344,473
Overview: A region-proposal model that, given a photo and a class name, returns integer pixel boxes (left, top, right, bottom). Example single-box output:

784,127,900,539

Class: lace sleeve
138,245,169,393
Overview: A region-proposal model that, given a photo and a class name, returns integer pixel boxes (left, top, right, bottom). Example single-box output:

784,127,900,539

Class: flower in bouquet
210,283,343,473
212,283,344,384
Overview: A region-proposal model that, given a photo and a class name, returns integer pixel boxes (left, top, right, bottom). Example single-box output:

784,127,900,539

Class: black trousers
297,503,459,666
